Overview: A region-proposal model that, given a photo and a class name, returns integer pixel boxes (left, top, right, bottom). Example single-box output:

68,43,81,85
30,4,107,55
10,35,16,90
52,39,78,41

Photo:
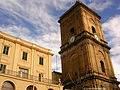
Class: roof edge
0,31,54,56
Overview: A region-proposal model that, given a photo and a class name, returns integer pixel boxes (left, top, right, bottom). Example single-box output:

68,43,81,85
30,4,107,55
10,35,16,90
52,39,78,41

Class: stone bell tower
58,1,120,90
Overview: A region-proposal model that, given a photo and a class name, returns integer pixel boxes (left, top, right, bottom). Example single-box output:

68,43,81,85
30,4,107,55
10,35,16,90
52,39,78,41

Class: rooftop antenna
72,0,76,4
76,0,82,3
72,0,81,4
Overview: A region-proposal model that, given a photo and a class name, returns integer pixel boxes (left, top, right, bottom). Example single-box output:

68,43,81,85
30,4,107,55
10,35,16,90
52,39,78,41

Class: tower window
92,26,96,34
100,61,105,73
3,45,9,55
70,28,75,34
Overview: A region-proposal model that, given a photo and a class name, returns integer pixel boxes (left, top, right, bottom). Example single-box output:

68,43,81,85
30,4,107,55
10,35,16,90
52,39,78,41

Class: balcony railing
0,69,59,85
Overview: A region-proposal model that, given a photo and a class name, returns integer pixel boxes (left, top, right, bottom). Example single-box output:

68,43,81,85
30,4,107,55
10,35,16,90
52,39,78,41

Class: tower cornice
59,31,110,54
58,1,101,23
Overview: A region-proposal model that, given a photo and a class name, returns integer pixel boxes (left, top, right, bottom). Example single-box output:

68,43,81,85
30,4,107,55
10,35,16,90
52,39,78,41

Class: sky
0,0,120,82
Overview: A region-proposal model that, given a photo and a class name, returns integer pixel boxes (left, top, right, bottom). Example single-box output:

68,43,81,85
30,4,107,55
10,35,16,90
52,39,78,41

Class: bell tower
59,1,119,89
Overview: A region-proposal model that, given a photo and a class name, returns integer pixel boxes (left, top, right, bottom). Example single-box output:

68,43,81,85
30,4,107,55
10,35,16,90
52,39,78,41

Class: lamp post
32,48,35,90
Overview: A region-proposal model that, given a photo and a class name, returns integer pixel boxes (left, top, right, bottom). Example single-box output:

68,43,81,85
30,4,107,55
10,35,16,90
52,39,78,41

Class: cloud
0,0,61,48
0,25,31,37
102,15,120,81
0,0,119,75
112,61,120,82
0,0,65,73
102,15,120,46
117,6,120,10
86,0,112,11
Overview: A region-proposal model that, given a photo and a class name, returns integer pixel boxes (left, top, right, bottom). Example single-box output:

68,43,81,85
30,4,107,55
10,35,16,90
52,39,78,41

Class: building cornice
0,31,53,56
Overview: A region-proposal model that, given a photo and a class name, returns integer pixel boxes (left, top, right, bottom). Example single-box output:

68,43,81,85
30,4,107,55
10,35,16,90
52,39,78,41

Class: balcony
0,69,59,85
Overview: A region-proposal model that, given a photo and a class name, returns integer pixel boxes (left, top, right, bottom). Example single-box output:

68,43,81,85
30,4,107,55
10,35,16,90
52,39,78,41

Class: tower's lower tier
63,71,120,90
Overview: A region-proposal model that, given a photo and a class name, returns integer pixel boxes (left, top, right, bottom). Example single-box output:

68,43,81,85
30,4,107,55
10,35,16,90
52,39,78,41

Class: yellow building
0,31,63,90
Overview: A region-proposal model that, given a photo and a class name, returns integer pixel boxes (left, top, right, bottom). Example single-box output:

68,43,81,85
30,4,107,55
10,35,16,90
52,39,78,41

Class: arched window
70,28,75,34
1,81,15,90
48,88,53,90
92,26,96,34
27,85,37,90
100,61,105,73
91,26,99,40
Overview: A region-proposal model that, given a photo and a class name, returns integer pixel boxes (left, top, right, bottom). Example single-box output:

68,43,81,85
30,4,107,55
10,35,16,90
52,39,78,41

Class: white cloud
0,25,30,37
0,0,61,48
102,15,120,81
102,15,120,46
86,0,112,11
117,6,120,10
50,0,74,10
0,0,119,75
42,32,60,42
112,61,120,82
0,0,65,73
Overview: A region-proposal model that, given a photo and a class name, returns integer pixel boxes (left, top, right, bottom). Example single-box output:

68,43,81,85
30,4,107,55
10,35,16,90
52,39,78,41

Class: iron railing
0,69,59,85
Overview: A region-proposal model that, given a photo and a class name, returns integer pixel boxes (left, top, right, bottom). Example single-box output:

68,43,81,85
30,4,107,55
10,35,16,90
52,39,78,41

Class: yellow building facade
0,31,63,90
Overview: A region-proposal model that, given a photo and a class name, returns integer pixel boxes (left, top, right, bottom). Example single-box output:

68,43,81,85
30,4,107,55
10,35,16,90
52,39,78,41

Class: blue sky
0,0,120,82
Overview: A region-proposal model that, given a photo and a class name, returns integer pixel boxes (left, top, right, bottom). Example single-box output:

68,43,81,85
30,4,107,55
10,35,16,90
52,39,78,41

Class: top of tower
58,1,101,23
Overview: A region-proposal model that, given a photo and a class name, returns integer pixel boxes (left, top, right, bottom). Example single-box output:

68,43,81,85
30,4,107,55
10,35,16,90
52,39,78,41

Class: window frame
0,64,6,73
38,73,43,81
70,28,75,34
3,45,9,55
39,57,44,65
18,67,28,78
22,51,28,60
92,26,96,34
100,61,106,73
